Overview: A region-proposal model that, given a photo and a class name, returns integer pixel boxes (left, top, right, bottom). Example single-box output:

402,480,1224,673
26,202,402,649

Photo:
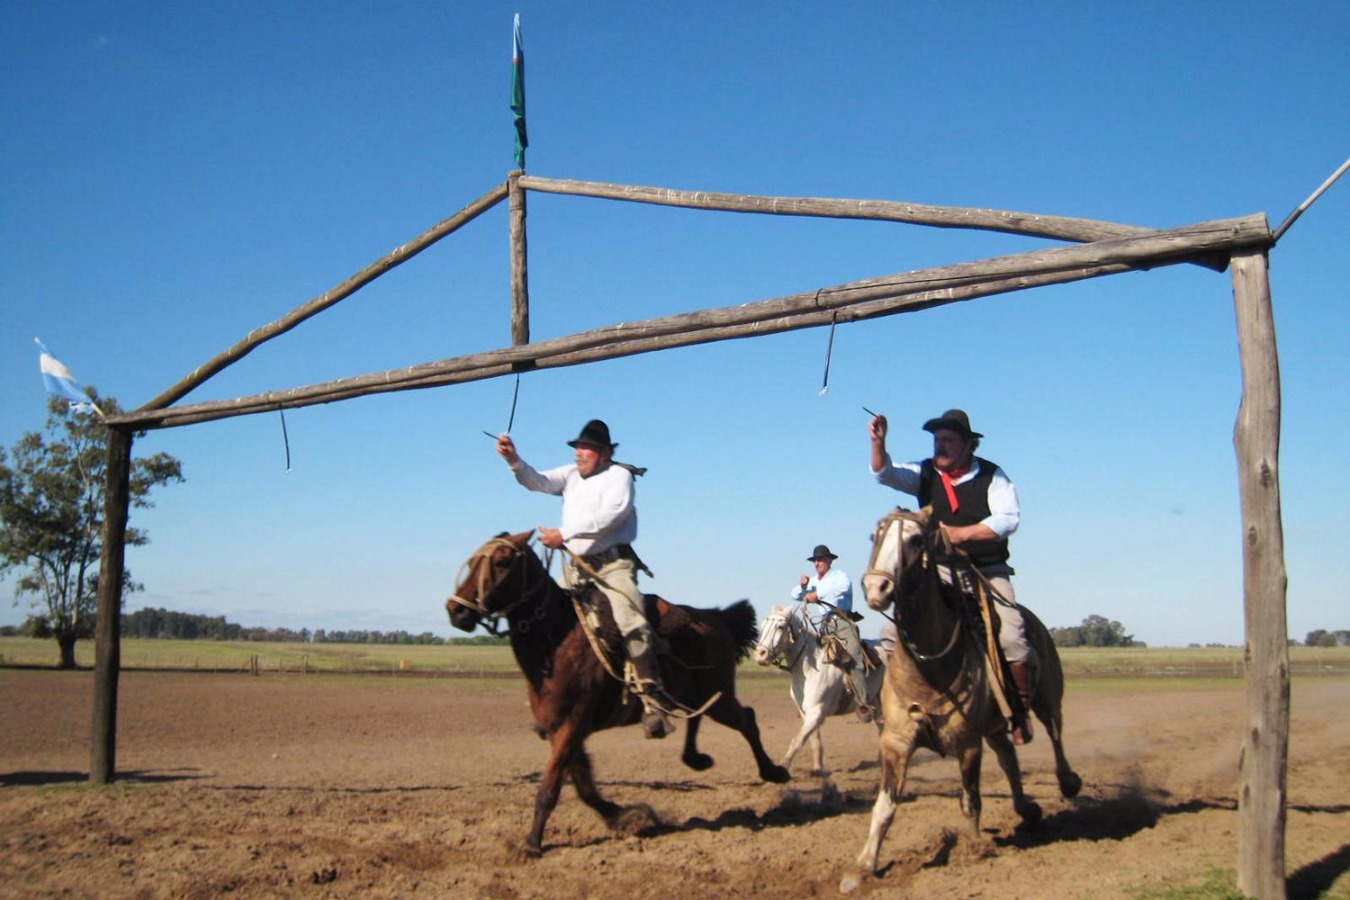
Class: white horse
753,604,887,774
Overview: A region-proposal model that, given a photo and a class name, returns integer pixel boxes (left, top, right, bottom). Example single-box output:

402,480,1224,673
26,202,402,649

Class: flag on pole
35,338,102,415
511,13,528,168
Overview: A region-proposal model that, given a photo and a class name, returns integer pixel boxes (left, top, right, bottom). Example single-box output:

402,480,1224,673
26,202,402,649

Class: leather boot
850,670,874,723
628,647,674,740
1009,661,1034,745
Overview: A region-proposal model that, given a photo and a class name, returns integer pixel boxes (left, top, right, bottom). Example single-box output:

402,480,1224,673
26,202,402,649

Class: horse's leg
842,729,914,892
956,742,985,837
782,701,827,774
1037,701,1082,798
680,711,713,771
706,695,790,783
567,748,623,827
808,725,826,776
986,730,1043,828
525,722,583,856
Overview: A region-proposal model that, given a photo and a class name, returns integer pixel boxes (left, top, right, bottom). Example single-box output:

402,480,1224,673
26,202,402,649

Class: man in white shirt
496,419,672,738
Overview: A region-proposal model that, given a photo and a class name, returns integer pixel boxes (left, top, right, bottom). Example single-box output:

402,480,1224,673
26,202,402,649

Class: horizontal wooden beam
106,213,1270,431
136,180,511,413
522,174,1169,246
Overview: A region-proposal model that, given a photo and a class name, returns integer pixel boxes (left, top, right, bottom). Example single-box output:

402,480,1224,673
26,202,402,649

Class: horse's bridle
866,508,967,662
759,609,805,671
447,536,551,634
863,508,920,620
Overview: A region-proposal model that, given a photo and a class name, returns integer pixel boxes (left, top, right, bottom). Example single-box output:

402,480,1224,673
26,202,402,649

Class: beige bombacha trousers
564,554,652,658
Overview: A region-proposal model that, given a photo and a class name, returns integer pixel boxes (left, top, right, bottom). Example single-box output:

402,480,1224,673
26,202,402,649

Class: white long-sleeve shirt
510,459,637,556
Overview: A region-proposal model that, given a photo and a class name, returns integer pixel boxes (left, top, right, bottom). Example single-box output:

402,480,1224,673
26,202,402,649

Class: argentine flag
35,338,102,415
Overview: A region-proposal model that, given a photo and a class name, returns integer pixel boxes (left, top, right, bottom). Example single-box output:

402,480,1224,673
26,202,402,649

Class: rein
867,508,965,662
447,537,553,635
761,610,808,671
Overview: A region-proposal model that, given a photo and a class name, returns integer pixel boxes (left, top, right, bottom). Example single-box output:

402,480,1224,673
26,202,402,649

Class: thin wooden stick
137,180,511,413
1272,156,1350,244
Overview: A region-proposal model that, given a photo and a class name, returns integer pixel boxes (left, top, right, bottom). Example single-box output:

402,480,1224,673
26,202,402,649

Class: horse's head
753,605,796,666
445,529,536,632
862,507,934,612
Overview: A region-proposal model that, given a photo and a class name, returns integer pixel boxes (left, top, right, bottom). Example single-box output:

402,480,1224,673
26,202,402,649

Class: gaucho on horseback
867,407,1036,745
495,418,677,739
790,543,876,723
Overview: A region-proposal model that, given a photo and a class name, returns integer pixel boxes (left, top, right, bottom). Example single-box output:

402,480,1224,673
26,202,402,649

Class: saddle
820,633,884,672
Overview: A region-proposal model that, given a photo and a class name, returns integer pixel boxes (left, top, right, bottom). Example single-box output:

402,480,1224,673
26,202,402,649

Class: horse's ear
508,529,534,545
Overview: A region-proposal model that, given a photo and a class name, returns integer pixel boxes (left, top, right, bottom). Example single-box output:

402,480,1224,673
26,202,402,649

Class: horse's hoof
1059,771,1083,799
839,870,867,894
612,804,661,836
682,752,714,771
523,843,542,860
1017,800,1043,829
764,764,791,784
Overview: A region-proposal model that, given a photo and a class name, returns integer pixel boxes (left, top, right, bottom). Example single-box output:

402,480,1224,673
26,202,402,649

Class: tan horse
841,507,1081,892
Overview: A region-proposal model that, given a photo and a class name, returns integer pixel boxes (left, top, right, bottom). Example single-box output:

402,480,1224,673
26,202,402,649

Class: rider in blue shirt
791,544,874,722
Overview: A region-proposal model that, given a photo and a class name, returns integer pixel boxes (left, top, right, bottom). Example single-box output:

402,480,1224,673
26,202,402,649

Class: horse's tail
716,599,759,661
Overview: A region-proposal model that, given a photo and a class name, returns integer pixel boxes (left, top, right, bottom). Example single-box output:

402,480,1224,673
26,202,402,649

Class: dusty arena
2,668,1346,899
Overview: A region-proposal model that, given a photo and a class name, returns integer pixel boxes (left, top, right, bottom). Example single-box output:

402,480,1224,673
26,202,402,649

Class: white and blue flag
35,338,102,415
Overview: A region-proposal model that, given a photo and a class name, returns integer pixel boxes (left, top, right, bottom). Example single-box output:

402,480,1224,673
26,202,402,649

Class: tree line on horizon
1,606,488,646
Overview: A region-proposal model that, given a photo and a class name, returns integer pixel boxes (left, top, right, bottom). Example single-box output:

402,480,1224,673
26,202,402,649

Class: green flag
511,14,527,168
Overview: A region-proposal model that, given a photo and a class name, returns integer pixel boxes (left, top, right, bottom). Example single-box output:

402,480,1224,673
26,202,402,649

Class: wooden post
90,426,133,785
508,170,530,346
1230,248,1289,900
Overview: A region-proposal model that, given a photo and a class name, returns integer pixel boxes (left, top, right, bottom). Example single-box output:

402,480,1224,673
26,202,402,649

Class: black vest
918,457,1011,569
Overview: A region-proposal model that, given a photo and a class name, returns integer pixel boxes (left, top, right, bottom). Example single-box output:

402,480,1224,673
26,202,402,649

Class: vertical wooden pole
90,426,133,785
508,169,530,346
1230,248,1289,900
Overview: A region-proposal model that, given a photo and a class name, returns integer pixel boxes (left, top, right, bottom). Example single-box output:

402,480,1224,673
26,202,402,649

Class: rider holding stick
791,544,874,723
868,408,1035,745
496,418,675,739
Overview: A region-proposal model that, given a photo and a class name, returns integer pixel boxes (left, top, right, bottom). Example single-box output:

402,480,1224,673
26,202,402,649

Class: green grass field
3,636,1347,683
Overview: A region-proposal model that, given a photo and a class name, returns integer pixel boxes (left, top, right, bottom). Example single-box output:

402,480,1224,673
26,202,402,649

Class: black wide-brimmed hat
922,409,982,441
567,419,617,450
807,544,838,562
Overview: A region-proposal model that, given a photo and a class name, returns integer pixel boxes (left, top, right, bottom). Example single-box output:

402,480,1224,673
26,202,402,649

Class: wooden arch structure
94,171,1288,897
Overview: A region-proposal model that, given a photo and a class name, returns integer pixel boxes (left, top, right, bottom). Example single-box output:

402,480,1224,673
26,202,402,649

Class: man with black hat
790,544,874,723
867,408,1035,745
496,419,674,739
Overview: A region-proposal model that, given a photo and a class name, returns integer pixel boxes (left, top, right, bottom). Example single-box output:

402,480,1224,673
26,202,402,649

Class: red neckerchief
938,463,971,512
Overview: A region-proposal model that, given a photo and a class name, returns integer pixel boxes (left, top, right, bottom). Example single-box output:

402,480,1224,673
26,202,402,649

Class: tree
0,395,183,668
1304,629,1338,648
1050,614,1138,648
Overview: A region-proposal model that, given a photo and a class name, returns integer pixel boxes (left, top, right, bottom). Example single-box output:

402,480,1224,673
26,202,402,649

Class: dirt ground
1,668,1346,900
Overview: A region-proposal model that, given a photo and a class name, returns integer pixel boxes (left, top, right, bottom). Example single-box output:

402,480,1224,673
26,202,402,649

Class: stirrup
1011,716,1034,746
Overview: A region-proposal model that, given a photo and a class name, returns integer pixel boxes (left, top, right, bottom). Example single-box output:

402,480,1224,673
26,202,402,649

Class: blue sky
2,3,1346,647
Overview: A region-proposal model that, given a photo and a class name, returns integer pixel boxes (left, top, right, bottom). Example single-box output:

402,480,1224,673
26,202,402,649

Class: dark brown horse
842,507,1081,891
445,530,790,856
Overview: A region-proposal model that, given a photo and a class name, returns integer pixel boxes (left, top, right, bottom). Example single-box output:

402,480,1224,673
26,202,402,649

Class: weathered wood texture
138,181,510,413
518,175,1155,243
1230,250,1289,900
105,213,1270,431
508,170,530,346
90,427,132,785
